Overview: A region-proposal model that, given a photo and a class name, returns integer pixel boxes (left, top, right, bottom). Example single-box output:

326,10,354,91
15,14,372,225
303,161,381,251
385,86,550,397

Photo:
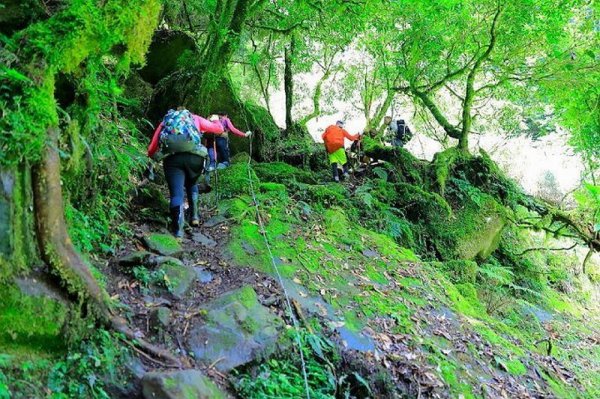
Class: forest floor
98,167,599,398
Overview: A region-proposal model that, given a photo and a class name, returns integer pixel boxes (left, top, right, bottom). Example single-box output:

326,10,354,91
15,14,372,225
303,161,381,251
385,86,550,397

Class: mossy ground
224,160,600,398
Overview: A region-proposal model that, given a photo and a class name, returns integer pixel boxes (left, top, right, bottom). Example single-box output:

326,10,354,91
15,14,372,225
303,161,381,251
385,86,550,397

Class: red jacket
147,114,224,158
321,125,359,154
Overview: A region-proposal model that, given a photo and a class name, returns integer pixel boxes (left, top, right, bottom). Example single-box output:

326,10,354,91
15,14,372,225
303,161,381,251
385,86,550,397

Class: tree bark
32,127,183,366
284,34,296,131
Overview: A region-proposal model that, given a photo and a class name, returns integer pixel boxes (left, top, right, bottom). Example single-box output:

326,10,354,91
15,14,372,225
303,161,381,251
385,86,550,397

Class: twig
512,242,578,256
119,336,172,368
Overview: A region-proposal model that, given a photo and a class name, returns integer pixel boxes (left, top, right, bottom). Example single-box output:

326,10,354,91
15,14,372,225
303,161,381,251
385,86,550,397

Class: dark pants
163,153,204,208
331,163,348,179
206,136,230,165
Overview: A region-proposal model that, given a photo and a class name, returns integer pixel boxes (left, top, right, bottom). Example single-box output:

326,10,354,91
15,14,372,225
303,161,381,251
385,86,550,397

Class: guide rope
245,132,312,399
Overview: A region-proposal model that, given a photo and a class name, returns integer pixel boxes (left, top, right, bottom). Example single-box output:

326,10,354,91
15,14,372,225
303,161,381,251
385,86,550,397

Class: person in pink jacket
147,108,224,237
205,112,252,171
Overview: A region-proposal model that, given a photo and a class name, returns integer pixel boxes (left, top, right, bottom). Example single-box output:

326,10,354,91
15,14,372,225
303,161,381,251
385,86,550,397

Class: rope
245,134,312,399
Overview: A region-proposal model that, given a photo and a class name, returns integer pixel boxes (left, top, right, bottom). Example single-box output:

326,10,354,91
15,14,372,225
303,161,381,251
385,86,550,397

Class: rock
158,262,196,299
149,307,171,330
194,267,214,283
191,232,217,248
203,215,227,228
187,285,283,371
241,241,256,255
337,326,376,352
148,256,185,269
142,369,225,399
139,30,196,85
117,251,153,267
143,233,182,256
362,249,379,258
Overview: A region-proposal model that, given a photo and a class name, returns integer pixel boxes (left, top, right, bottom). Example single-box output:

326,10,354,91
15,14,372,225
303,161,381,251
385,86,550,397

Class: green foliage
0,329,131,399
46,329,131,399
131,266,171,294
234,329,339,399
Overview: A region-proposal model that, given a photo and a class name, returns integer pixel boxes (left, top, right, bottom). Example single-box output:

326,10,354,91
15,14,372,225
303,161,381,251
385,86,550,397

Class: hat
336,120,345,127
209,114,219,121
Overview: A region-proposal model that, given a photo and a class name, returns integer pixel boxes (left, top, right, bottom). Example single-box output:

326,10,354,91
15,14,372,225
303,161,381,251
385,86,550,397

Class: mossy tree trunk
0,0,186,364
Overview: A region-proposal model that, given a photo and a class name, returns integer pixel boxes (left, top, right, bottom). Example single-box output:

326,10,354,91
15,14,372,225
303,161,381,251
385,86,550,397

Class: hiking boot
343,172,350,179
334,176,340,182
217,162,229,170
189,193,200,227
169,205,185,238
207,162,216,172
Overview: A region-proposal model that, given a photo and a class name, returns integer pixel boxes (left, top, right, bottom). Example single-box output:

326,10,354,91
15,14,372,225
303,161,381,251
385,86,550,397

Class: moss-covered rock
158,262,196,299
138,30,196,85
187,285,283,371
253,162,317,185
0,281,69,352
433,194,507,261
218,162,259,198
142,369,226,399
143,233,182,256
361,137,426,184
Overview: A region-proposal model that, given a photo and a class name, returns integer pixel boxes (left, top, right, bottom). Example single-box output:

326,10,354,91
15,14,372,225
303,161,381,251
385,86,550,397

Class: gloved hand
245,130,253,137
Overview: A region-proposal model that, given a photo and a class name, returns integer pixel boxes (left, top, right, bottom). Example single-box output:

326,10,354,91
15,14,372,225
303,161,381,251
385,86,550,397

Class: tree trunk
31,127,183,366
284,34,296,131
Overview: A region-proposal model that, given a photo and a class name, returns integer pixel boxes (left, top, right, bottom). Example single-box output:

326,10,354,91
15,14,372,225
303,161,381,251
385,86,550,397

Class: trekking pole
213,139,220,203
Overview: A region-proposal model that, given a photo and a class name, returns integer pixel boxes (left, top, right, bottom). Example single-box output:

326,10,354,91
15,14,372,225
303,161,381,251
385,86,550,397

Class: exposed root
32,127,184,368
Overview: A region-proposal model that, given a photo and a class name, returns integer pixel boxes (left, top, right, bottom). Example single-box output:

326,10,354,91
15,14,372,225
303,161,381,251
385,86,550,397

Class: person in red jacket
322,120,361,182
148,109,224,237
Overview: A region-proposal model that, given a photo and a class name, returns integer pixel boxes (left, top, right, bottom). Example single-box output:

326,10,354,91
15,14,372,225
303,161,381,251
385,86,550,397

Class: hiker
322,120,361,182
205,112,252,171
147,107,224,237
384,116,413,148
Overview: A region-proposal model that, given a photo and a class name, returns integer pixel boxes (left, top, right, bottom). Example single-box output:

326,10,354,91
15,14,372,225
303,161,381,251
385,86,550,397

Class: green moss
438,260,478,284
253,162,317,185
143,233,182,256
433,194,506,260
0,284,68,352
218,163,259,198
438,360,475,398
430,148,463,194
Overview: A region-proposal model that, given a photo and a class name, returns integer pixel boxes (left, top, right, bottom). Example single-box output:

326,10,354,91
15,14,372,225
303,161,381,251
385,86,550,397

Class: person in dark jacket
148,108,224,237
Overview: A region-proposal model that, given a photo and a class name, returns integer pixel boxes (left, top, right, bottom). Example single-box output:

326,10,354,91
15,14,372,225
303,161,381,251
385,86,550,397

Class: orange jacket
321,125,360,154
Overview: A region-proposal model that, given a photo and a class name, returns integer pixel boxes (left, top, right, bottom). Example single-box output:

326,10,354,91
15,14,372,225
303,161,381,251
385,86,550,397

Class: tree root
32,128,185,368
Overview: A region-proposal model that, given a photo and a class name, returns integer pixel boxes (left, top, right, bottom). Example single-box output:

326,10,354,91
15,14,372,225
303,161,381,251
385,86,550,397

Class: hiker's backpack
159,109,208,158
395,120,413,144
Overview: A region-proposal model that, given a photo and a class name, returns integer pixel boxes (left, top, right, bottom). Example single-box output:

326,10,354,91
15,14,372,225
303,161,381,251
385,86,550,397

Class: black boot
189,193,200,227
169,205,184,238
331,163,340,182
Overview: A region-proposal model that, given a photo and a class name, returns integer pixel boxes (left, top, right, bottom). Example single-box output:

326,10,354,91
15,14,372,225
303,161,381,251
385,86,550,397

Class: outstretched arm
147,122,163,157
222,117,247,137
343,129,360,141
193,115,225,134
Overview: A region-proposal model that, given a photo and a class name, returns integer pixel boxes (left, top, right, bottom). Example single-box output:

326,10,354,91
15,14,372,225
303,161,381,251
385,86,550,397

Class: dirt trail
104,195,285,389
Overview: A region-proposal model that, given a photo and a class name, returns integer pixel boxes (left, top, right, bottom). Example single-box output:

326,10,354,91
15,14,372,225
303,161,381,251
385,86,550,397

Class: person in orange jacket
321,120,361,182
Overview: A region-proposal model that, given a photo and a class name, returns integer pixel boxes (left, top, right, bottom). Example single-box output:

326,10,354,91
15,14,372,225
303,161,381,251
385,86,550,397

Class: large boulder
187,285,283,371
142,369,226,399
433,194,506,261
138,30,196,85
